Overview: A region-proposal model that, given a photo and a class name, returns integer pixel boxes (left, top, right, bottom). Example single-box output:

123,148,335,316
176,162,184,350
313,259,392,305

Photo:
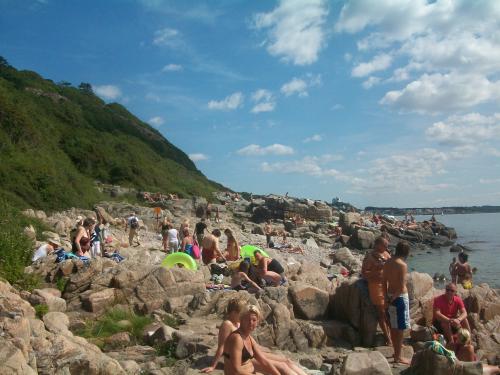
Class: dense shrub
0,200,36,285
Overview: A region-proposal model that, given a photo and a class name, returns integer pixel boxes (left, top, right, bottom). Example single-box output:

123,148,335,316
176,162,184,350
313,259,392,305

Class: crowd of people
360,234,487,369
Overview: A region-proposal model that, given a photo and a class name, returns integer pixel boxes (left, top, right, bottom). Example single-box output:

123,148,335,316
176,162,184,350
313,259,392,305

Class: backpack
191,240,201,260
130,217,139,229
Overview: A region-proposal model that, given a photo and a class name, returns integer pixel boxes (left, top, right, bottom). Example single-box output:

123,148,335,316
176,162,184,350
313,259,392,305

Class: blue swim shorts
388,293,410,330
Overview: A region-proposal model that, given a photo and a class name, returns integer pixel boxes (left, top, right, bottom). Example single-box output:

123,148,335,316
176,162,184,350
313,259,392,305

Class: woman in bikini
224,228,240,261
202,300,306,375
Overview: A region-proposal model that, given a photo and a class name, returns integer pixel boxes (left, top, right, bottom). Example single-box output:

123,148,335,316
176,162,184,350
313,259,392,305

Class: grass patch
155,341,177,367
162,314,180,329
34,304,48,319
15,273,41,292
56,277,68,293
77,307,154,344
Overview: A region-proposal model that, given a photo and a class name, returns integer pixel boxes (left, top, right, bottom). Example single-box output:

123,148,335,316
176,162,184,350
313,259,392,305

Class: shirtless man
383,240,411,365
361,236,392,346
201,229,225,265
254,250,286,286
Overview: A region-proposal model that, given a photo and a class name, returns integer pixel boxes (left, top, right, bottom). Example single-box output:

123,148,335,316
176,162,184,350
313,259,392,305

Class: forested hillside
0,58,223,210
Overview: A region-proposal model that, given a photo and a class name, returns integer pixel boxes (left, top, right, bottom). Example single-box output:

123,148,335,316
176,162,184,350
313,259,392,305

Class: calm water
407,212,500,288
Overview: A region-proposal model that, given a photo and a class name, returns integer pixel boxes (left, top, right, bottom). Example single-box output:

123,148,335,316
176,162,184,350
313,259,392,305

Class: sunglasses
445,288,456,293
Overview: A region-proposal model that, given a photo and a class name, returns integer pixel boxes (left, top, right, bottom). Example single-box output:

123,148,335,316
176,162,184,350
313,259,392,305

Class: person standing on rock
195,218,208,245
201,229,225,265
361,236,392,346
126,212,141,247
264,219,273,247
72,217,95,256
383,240,411,365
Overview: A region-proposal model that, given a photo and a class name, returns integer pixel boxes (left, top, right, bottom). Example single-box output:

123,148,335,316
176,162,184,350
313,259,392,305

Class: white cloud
162,64,183,72
360,148,450,192
253,0,328,65
251,102,276,113
252,89,272,102
426,113,500,146
352,53,392,77
207,92,244,111
260,155,344,177
362,76,381,89
237,144,294,156
281,74,321,97
189,153,208,162
336,0,500,112
148,116,164,127
153,28,181,47
304,134,322,143
281,78,308,97
380,73,500,113
251,89,276,113
94,85,122,100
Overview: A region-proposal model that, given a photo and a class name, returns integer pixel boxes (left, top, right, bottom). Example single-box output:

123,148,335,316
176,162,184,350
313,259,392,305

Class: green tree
78,82,93,93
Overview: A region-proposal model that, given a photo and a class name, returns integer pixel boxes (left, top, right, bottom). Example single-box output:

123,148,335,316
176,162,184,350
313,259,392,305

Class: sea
406,212,500,288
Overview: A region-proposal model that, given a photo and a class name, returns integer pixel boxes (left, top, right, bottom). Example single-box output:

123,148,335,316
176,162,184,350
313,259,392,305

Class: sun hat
48,238,61,248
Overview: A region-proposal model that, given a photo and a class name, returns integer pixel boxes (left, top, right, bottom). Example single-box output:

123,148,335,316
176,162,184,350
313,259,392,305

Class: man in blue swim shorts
383,240,411,365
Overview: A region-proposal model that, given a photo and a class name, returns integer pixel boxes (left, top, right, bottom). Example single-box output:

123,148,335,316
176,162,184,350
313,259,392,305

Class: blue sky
2,0,500,208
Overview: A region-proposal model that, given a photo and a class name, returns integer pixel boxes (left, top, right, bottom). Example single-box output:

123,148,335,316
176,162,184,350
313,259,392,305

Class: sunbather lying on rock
201,299,306,375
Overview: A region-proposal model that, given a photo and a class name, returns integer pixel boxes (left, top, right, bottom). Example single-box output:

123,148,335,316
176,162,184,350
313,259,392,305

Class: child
230,261,261,292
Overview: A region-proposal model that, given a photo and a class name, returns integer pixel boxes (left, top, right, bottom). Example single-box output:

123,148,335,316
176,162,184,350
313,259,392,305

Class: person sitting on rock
223,228,240,261
32,238,60,262
253,250,286,286
201,229,225,265
230,261,262,292
433,282,471,346
361,236,392,346
201,299,305,374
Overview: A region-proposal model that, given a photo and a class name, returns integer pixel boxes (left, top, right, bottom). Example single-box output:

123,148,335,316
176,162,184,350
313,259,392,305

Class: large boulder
331,248,362,273
341,351,392,375
289,283,329,320
350,229,375,250
330,278,378,347
339,212,361,235
29,288,67,312
81,288,116,313
407,272,434,301
0,339,37,375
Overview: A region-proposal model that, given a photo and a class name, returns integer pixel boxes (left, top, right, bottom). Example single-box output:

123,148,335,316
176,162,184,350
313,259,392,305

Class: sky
1,0,500,208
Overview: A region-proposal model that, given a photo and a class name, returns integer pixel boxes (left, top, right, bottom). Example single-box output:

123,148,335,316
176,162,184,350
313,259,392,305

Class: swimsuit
223,331,254,363
387,293,410,330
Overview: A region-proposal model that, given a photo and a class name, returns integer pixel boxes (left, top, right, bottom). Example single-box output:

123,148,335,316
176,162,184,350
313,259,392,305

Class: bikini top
223,331,254,363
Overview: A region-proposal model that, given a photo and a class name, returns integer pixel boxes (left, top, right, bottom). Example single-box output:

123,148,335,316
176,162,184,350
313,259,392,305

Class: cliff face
0,60,223,210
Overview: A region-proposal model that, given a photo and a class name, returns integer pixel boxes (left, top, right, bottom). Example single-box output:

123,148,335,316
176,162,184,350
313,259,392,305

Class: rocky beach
1,191,500,375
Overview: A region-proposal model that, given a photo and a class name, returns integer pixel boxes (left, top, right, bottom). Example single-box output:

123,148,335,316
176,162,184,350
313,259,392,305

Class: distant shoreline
363,206,500,216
